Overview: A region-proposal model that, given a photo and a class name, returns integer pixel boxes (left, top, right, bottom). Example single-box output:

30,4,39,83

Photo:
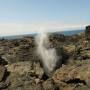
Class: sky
0,0,90,36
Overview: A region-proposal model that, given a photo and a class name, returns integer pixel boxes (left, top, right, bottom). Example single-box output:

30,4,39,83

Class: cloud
0,22,86,36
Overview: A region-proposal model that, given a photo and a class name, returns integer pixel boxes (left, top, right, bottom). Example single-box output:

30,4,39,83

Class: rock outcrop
0,25,90,90
85,25,90,40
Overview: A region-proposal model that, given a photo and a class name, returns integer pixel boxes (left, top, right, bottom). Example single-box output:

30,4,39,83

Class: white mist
35,32,59,76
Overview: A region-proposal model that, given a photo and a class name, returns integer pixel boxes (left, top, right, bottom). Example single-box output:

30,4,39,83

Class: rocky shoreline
0,26,90,90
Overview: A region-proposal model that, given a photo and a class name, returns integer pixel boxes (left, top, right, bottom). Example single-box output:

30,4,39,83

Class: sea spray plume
35,32,60,77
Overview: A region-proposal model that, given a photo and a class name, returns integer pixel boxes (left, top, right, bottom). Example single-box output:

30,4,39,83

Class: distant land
61,29,84,35
0,29,84,40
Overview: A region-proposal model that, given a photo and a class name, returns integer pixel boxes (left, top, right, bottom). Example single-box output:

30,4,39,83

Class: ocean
61,30,84,35
0,29,84,40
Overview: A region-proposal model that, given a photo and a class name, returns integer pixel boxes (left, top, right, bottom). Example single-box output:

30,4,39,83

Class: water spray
35,30,62,77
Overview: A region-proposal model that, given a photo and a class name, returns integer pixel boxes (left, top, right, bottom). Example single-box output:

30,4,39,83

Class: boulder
0,80,10,89
74,40,90,60
0,65,10,89
74,85,90,90
2,45,37,63
6,61,44,90
85,25,90,40
0,65,6,82
53,60,90,89
63,44,75,55
0,56,8,65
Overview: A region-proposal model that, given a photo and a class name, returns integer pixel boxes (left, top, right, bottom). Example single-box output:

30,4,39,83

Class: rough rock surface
85,25,90,40
0,65,10,89
0,25,90,90
74,38,90,60
43,78,58,90
0,65,6,82
53,60,90,90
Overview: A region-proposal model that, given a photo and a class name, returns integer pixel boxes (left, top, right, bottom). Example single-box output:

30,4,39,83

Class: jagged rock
53,60,90,89
0,26,90,90
33,62,44,79
74,85,90,90
56,82,76,90
74,40,90,60
34,83,44,90
0,56,8,65
7,61,44,80
0,65,6,82
49,33,66,42
0,79,10,89
85,25,90,40
43,78,58,90
6,61,44,90
0,65,10,89
63,44,75,55
0,37,37,64
2,45,37,63
7,61,33,74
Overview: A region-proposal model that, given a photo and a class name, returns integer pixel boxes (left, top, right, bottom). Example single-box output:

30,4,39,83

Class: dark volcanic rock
43,78,58,90
74,39,90,60
2,45,37,64
72,27,90,60
53,60,90,90
0,37,37,64
0,65,6,82
0,25,90,90
0,65,10,89
85,25,90,40
0,56,8,65
6,61,44,90
0,80,10,89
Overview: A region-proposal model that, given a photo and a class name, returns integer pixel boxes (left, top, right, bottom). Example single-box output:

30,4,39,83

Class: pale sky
0,0,89,36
